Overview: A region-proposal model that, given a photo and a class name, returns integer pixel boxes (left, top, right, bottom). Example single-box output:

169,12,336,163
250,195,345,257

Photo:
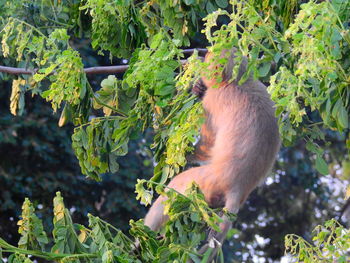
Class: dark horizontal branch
0,65,130,75
182,48,207,55
0,60,188,75
0,48,207,76
0,66,34,75
84,65,129,75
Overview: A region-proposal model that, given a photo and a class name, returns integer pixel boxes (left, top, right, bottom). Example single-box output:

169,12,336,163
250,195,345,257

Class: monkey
144,48,280,261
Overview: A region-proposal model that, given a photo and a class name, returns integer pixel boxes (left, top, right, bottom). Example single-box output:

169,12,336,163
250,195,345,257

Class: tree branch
0,48,207,76
182,48,207,55
0,66,34,75
338,199,350,222
84,65,129,75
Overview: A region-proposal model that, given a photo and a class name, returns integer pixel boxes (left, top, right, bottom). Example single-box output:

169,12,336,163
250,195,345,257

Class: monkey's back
201,80,280,206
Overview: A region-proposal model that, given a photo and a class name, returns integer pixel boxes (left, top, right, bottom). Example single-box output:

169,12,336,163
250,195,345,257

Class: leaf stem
248,4,279,51
161,95,197,125
148,180,191,200
12,18,47,39
74,116,123,130
87,81,128,118
98,217,135,244
0,238,97,260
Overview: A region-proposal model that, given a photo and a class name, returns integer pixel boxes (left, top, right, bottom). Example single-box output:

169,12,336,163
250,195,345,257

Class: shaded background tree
0,74,153,240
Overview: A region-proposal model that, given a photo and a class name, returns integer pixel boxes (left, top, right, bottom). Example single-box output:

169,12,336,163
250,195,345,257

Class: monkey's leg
144,195,168,231
144,167,204,231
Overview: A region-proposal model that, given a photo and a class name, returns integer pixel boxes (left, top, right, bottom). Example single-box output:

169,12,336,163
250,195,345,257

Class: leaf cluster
0,187,230,263
72,117,127,180
270,1,350,140
80,0,146,58
1,20,91,122
140,0,229,47
79,0,227,57
285,219,350,263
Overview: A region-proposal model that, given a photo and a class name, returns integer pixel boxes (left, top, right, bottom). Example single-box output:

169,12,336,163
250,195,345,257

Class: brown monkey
144,48,280,260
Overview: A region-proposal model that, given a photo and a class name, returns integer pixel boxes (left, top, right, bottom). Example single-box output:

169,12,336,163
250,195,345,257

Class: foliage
72,116,130,180
0,13,205,184
0,0,350,262
80,0,146,58
1,19,90,116
9,78,26,116
270,1,350,143
285,219,350,263
139,0,228,47
17,198,48,250
0,188,228,263
79,0,227,57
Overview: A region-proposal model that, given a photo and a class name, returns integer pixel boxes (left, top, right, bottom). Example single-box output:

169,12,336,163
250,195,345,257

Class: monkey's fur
144,48,280,260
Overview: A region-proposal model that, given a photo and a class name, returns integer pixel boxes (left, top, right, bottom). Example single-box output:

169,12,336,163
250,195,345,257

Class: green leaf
338,103,349,129
94,75,119,116
184,0,195,5
188,253,201,263
206,1,216,14
305,141,322,155
315,155,329,175
200,247,214,263
155,85,175,96
190,212,200,222
215,0,228,8
150,33,163,49
338,255,347,263
258,62,271,77
332,99,342,119
274,52,282,63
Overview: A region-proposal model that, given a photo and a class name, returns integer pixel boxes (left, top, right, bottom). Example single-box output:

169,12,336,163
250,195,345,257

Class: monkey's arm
187,117,215,164
187,79,215,164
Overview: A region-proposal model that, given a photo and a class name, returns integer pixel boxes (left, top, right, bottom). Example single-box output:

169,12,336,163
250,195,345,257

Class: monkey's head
201,48,248,89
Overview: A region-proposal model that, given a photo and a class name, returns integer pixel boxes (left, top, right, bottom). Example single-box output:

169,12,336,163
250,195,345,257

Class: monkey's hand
191,79,207,100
